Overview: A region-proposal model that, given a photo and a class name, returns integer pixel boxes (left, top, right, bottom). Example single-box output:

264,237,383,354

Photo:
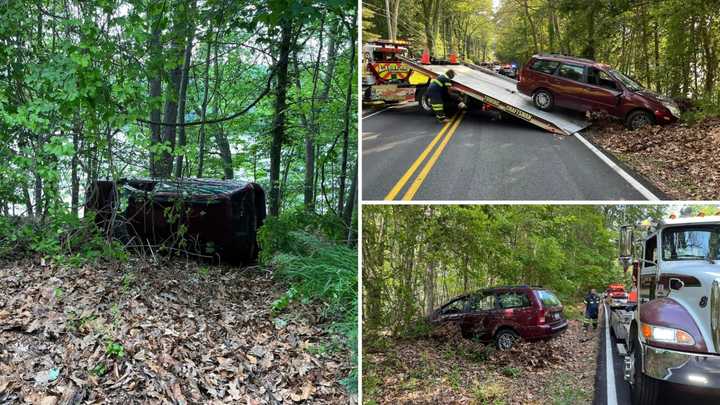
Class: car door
584,67,622,115
462,292,496,338
435,297,469,325
497,291,534,334
552,63,588,110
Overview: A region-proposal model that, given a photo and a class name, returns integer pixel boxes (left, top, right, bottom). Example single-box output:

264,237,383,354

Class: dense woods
0,0,358,401
0,0,357,232
363,0,720,115
361,205,679,339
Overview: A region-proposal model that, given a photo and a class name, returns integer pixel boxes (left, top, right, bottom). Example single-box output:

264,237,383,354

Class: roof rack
536,53,597,64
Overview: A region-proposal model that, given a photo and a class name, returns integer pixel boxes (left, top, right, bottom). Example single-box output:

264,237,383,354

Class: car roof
531,53,610,69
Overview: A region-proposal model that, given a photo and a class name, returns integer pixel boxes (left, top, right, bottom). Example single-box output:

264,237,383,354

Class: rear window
537,290,561,307
530,59,560,74
557,64,585,82
498,292,531,309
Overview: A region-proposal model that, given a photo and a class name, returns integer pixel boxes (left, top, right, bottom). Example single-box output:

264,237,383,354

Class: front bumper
610,298,628,307
644,344,720,388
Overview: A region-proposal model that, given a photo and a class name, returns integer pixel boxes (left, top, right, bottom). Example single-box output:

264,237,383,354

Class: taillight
537,308,546,324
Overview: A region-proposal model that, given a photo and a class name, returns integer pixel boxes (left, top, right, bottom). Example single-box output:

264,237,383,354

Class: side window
588,68,617,89
530,59,560,74
441,298,467,315
644,235,657,265
469,293,496,311
498,292,531,309
557,64,585,82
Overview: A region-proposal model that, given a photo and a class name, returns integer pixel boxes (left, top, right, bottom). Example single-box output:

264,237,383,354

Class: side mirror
619,225,633,270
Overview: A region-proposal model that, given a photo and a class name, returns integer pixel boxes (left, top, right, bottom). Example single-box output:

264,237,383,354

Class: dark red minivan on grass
517,54,681,129
429,286,568,350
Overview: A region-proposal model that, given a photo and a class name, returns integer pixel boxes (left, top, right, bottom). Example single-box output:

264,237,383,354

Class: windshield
609,69,643,91
662,225,720,261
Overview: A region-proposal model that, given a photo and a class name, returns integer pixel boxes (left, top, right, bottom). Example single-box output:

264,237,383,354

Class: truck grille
712,279,720,351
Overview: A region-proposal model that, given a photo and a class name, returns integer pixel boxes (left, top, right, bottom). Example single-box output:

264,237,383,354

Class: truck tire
532,89,554,111
631,340,661,405
419,91,433,113
495,329,519,351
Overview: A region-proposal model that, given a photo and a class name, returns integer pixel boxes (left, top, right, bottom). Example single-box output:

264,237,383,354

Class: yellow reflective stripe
431,79,442,86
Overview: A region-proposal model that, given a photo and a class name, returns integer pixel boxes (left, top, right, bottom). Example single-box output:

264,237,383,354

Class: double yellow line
384,111,466,200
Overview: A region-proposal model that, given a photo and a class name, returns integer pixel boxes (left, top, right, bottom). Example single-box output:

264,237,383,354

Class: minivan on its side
517,54,681,129
428,286,568,350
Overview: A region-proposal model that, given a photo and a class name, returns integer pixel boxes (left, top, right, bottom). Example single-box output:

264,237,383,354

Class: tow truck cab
618,216,720,403
606,283,629,308
362,39,427,103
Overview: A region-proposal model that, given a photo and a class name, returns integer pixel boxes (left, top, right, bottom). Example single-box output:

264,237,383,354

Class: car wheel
494,329,519,351
630,338,661,405
532,89,554,111
625,110,654,130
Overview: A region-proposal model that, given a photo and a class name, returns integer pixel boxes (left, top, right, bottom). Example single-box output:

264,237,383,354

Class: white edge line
605,303,618,405
361,106,390,120
573,132,659,201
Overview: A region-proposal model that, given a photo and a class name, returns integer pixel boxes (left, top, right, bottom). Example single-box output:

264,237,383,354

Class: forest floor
590,117,720,199
0,258,353,404
363,317,597,405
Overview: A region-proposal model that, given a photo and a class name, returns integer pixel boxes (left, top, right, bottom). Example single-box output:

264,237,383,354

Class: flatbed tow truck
611,215,720,404
403,56,589,136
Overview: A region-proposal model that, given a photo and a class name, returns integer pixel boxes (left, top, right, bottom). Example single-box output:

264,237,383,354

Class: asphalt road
595,303,720,404
362,103,652,201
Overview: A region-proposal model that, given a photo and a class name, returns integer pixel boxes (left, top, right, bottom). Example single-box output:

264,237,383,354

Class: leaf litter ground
590,117,720,199
363,319,597,404
0,258,353,404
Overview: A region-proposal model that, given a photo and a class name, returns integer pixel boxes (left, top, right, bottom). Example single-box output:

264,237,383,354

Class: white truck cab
619,216,720,404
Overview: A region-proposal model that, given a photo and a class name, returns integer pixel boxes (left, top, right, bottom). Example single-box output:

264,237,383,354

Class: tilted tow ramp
402,57,590,135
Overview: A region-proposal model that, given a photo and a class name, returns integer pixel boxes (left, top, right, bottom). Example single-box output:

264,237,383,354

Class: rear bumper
643,345,720,388
525,319,568,339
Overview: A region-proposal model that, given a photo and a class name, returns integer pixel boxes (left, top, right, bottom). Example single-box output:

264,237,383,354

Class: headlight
662,101,681,118
641,322,695,345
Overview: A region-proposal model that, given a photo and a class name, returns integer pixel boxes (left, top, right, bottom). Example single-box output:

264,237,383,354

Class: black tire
494,329,519,351
532,89,554,111
419,91,433,113
631,340,661,405
625,110,654,130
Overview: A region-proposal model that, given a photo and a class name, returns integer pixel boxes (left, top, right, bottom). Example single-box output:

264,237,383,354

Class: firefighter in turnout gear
584,289,601,331
427,69,466,122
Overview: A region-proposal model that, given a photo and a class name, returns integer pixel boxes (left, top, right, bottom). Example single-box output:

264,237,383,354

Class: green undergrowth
0,210,127,264
258,209,358,393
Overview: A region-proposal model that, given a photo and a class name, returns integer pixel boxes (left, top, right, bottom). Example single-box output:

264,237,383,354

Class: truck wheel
631,340,661,405
495,329,519,351
625,110,654,130
419,92,433,113
532,89,554,111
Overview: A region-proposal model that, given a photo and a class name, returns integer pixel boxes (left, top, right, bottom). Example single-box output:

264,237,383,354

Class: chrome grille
712,279,720,352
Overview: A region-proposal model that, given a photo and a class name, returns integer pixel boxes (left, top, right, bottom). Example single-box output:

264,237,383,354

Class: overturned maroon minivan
517,54,681,129
429,286,568,350
86,178,266,264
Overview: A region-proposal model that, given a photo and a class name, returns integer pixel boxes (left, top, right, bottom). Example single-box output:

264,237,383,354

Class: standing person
584,288,601,331
427,69,466,122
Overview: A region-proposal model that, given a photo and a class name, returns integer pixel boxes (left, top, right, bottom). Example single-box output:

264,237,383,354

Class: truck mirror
619,225,633,270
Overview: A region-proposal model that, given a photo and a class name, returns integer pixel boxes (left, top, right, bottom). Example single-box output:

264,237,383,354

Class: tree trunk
338,19,356,215
196,34,214,178
148,17,163,177
343,161,357,245
174,11,195,178
214,126,233,179
269,18,293,216
70,128,80,217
